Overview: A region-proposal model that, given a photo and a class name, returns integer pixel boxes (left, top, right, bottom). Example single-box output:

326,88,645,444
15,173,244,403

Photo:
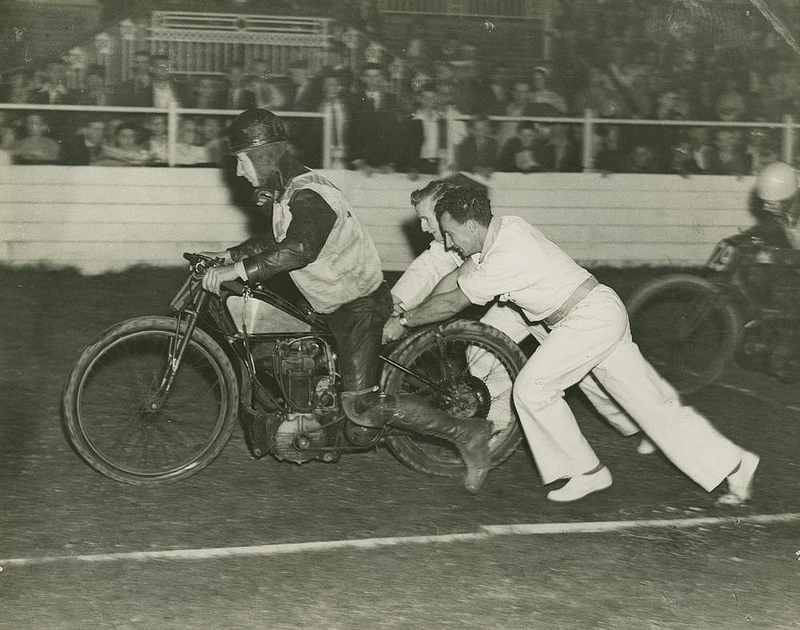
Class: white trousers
477,302,640,437
511,285,744,492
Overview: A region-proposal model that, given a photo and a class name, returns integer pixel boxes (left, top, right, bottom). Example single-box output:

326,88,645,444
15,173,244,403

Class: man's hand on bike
382,314,407,344
202,264,241,295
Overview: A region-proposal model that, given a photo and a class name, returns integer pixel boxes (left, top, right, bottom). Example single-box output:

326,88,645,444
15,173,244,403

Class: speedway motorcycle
626,233,800,394
62,253,526,484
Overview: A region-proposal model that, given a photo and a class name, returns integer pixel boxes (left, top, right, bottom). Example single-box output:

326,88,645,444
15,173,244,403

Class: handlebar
183,252,225,277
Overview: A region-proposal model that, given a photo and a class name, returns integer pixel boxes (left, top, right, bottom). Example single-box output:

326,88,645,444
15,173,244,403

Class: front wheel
381,320,527,477
62,316,239,484
626,274,743,394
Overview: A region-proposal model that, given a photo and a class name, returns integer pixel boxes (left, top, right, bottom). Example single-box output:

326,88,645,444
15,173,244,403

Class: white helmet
755,161,798,203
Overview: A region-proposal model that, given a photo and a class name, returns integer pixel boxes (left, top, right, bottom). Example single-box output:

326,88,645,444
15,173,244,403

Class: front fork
154,291,210,405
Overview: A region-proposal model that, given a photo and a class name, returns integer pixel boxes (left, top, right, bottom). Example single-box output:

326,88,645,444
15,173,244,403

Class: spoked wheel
626,274,743,394
381,320,527,477
62,316,239,484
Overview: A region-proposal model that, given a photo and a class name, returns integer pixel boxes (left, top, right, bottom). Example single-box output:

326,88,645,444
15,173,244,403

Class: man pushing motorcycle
384,186,759,505
386,179,657,457
201,108,491,493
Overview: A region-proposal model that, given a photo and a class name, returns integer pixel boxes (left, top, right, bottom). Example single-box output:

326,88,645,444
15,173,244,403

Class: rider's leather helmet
227,108,288,154
755,161,798,203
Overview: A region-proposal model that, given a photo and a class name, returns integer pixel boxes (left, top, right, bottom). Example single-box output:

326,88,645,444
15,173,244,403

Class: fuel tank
225,295,313,334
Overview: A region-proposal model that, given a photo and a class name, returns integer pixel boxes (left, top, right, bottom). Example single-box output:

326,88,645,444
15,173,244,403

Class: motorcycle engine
272,337,337,412
269,337,340,462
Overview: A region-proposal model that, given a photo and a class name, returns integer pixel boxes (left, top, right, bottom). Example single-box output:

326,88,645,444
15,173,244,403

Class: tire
381,320,527,477
626,274,743,394
62,316,239,484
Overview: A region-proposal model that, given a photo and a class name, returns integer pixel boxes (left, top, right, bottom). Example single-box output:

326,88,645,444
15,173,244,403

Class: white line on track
710,380,800,412
1,513,798,569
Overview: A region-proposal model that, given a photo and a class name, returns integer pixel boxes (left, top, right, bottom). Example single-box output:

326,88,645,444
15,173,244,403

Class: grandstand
1,0,799,173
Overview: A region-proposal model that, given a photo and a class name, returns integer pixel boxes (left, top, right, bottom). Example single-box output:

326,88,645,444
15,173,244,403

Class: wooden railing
377,0,544,18
146,12,334,77
1,101,797,171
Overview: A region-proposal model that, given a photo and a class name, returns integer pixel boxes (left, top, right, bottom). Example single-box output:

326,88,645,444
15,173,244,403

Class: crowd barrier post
445,106,458,172
581,109,595,172
782,114,795,164
321,105,333,170
167,99,178,167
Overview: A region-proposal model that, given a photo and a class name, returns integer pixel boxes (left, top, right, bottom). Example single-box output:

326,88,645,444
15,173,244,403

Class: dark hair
434,187,491,227
410,180,458,207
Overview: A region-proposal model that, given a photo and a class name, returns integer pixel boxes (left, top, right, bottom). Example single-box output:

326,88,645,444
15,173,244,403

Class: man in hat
200,108,492,493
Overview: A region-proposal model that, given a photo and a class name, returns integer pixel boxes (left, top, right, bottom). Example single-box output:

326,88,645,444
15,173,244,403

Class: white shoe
636,437,657,455
717,451,760,506
547,467,613,503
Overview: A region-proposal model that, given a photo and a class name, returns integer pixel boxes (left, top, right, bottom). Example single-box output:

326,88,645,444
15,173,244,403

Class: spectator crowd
0,0,799,174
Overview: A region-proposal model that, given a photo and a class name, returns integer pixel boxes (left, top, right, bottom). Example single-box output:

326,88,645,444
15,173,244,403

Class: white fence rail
1,102,798,170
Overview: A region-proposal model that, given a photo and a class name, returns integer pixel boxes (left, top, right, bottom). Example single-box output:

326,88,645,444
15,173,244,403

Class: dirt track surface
1,265,798,629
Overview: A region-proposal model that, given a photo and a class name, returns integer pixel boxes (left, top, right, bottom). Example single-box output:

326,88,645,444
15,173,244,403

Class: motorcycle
62,253,526,484
626,233,800,394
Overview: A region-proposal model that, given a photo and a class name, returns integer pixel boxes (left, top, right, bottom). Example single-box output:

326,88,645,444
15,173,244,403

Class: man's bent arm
391,243,460,311
429,258,476,297
403,286,472,328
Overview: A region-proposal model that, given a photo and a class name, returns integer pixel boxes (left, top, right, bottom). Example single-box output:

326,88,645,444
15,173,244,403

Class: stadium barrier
1,101,797,170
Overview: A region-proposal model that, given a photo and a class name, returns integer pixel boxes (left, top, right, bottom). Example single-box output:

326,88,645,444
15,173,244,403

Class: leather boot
342,389,492,494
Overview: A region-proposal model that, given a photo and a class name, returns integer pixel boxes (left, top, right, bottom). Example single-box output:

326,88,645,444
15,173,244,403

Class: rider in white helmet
753,161,800,249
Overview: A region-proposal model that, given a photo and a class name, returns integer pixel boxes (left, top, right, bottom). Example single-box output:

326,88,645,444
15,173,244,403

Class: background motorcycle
62,253,526,484
626,233,800,393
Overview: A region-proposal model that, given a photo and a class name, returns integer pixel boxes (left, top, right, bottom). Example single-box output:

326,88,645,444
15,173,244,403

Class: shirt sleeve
391,241,462,310
457,243,531,306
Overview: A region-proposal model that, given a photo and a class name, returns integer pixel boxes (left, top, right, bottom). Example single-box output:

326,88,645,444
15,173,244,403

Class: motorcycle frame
166,270,461,432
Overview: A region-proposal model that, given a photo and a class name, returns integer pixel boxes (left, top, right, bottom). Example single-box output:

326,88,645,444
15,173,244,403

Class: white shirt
458,216,592,321
391,240,462,310
153,83,178,109
416,109,442,160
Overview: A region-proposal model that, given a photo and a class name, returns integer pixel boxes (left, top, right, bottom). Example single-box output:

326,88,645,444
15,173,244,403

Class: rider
386,180,656,455
752,160,800,249
201,108,491,493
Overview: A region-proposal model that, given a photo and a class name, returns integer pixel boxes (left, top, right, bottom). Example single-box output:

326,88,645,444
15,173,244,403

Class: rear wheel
62,316,239,484
626,274,742,394
382,320,527,477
